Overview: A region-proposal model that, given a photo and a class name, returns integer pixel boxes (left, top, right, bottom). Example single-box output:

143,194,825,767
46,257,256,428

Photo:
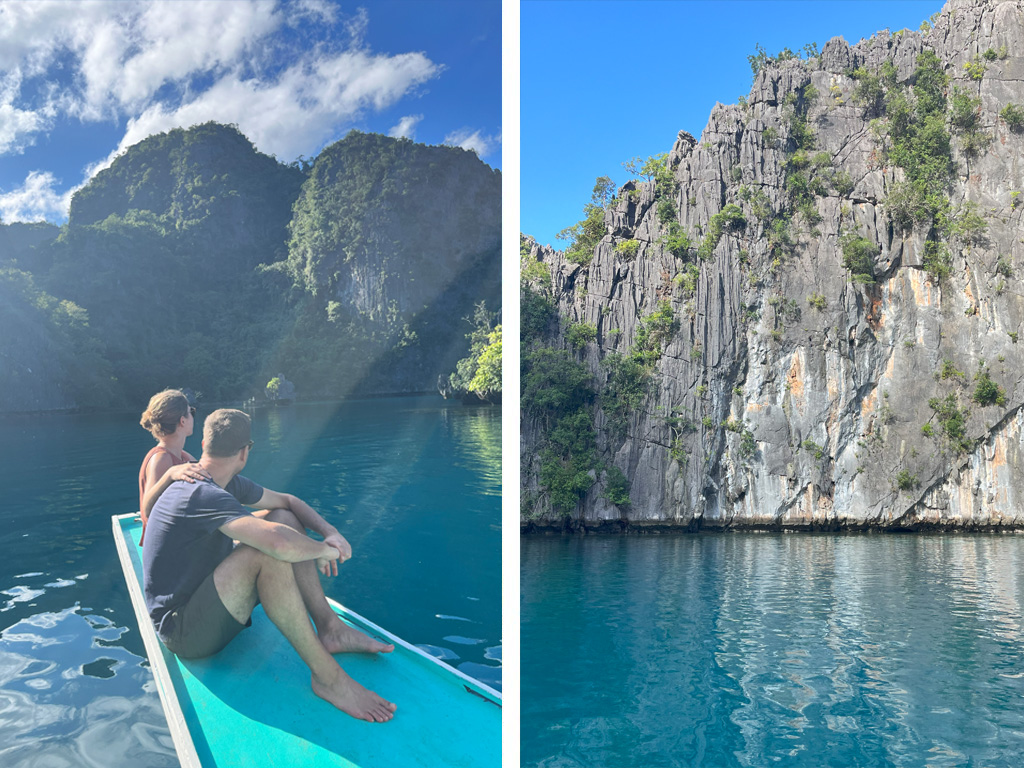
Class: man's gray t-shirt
142,475,263,638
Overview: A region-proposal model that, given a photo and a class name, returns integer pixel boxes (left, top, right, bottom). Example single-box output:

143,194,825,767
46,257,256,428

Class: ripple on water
81,658,120,679
1,586,45,611
43,579,77,589
0,605,173,766
522,534,1024,768
457,662,501,692
417,644,460,662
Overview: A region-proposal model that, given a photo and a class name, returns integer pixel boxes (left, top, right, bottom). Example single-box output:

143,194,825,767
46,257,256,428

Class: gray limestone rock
522,0,1024,531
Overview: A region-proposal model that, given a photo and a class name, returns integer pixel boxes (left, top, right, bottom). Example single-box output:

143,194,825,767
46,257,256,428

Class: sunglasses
245,440,255,450
189,406,197,417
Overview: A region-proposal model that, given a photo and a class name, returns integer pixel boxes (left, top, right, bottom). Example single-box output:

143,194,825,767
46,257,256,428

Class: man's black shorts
159,570,251,659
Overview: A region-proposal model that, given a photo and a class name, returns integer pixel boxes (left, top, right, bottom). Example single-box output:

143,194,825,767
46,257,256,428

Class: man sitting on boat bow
141,408,396,723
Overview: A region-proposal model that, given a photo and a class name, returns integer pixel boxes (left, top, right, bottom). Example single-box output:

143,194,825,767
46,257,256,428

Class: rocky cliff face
284,131,502,393
288,132,501,320
0,124,500,412
522,0,1024,530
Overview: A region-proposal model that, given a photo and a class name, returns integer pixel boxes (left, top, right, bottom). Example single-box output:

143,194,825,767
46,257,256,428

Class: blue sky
521,0,945,248
0,0,501,223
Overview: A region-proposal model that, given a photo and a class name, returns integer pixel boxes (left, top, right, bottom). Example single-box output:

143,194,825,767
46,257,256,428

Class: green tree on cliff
557,176,615,265
468,326,502,401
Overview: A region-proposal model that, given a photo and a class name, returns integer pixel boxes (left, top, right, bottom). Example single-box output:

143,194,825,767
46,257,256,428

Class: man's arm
253,488,332,535
142,461,209,519
219,515,340,570
252,488,351,559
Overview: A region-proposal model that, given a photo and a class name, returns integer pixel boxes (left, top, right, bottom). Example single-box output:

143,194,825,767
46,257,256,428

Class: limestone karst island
521,0,1024,532
1,124,501,412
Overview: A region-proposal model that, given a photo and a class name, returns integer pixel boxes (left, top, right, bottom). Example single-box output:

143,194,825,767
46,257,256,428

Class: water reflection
522,534,1024,768
446,405,501,497
0,605,175,766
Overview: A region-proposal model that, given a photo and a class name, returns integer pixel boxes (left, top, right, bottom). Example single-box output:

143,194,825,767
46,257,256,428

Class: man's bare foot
311,669,396,722
319,618,395,655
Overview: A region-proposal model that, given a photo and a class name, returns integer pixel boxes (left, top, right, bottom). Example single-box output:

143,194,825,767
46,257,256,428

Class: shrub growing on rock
664,224,692,257
615,239,640,259
927,393,972,453
841,234,878,283
698,204,746,260
601,465,631,507
972,368,1006,407
896,470,918,491
923,241,952,282
1000,103,1024,131
566,321,597,351
557,177,615,265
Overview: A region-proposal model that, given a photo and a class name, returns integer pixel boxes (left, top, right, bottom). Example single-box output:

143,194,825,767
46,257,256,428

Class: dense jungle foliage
0,123,501,412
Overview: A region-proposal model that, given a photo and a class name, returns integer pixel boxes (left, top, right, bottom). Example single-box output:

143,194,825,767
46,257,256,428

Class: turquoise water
0,396,500,766
522,534,1024,768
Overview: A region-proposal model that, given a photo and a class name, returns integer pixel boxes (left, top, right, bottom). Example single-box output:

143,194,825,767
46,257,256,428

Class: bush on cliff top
557,176,615,265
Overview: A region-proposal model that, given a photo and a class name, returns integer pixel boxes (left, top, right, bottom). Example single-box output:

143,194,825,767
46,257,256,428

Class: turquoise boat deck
112,514,501,767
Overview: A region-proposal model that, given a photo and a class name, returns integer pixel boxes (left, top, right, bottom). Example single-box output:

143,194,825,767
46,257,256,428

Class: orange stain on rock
909,269,935,307
861,388,878,420
786,352,805,401
963,281,979,314
989,434,1010,508
866,292,884,331
990,433,1007,470
883,353,896,382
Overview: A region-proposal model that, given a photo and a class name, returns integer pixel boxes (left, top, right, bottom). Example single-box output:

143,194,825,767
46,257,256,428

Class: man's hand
323,532,352,563
316,545,342,577
167,462,210,484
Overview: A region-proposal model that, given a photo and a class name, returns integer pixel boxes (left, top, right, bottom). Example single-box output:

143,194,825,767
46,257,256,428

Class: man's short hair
203,409,252,457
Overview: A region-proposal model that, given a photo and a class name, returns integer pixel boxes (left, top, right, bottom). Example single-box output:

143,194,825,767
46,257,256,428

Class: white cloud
0,1,284,138
71,1,283,119
443,128,499,159
0,2,77,72
108,48,439,165
0,71,54,154
388,115,423,140
343,6,369,45
286,0,338,26
0,171,73,222
0,0,441,157
0,102,47,154
0,0,448,219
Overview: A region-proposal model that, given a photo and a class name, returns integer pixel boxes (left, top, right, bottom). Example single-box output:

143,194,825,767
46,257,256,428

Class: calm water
522,533,1024,768
0,396,500,766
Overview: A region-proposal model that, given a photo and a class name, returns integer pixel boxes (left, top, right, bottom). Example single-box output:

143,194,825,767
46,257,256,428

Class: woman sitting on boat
138,388,208,543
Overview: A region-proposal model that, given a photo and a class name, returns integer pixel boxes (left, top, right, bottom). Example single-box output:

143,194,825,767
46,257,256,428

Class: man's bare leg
213,544,396,722
255,508,394,655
